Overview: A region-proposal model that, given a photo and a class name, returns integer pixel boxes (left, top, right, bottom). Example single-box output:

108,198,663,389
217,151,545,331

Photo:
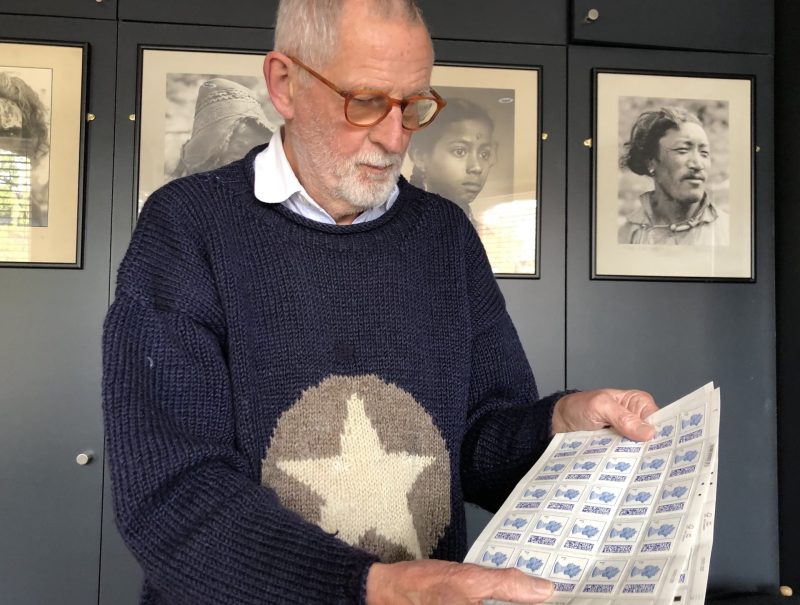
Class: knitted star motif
262,374,452,561
276,393,435,558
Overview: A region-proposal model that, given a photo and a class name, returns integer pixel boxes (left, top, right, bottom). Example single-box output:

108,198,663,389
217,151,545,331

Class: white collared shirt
253,130,398,224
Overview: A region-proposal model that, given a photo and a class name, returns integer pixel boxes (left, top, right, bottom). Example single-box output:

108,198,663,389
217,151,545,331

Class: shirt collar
253,129,398,225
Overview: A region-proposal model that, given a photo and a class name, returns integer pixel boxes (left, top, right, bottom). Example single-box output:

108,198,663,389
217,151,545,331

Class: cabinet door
118,0,275,27
572,0,773,54
0,0,116,19
101,22,277,604
0,16,117,605
566,45,776,591
421,0,567,45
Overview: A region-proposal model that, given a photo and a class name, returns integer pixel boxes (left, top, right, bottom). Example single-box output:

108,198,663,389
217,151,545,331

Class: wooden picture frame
137,47,279,214
0,41,86,267
403,64,540,277
592,70,754,281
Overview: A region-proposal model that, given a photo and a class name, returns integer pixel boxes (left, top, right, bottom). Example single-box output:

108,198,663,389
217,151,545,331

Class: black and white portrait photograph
594,72,753,280
402,64,539,276
0,42,84,266
617,97,729,247
0,66,51,229
138,50,283,213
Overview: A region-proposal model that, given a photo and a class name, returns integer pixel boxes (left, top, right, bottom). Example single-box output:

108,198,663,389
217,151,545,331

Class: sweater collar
238,145,429,243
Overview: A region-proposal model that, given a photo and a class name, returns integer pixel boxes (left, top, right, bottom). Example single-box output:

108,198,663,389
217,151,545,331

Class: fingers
366,560,554,605
474,566,554,603
612,410,656,441
619,389,659,419
607,390,657,441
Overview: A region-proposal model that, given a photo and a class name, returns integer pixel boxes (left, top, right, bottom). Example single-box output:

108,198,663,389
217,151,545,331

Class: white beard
331,149,403,210
290,112,404,211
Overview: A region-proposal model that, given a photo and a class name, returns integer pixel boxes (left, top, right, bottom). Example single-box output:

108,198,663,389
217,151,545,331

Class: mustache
682,171,706,181
354,150,403,168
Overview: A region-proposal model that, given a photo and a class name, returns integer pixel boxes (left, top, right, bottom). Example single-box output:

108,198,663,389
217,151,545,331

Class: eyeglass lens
346,94,439,129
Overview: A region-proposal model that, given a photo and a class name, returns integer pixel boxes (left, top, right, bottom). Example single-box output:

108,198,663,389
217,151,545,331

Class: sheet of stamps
465,383,720,605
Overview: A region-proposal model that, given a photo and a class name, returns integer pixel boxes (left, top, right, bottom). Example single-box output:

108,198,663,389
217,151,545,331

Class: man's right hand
365,560,554,604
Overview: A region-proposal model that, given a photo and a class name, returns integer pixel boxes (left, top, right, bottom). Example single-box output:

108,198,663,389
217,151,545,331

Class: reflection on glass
0,149,32,260
0,71,52,261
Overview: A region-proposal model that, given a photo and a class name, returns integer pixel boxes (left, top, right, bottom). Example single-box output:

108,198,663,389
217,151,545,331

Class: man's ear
264,51,295,121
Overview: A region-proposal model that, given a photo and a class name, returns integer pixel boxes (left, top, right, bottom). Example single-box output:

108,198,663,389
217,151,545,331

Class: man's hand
366,560,554,605
551,389,658,441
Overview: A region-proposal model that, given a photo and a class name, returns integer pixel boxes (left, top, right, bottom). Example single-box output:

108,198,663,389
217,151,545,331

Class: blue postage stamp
527,514,570,547
514,549,552,576
550,554,590,592
656,479,694,514
479,545,515,569
582,559,628,594
621,558,667,594
602,520,644,554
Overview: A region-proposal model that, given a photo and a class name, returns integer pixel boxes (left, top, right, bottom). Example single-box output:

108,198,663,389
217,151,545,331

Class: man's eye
479,149,493,161
450,147,467,158
350,95,383,108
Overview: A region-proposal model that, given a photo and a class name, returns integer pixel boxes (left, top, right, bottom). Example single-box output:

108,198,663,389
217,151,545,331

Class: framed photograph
402,64,539,277
593,70,754,281
137,48,282,214
0,41,86,267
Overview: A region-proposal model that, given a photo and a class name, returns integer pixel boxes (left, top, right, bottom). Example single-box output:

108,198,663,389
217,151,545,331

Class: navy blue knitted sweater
102,145,562,604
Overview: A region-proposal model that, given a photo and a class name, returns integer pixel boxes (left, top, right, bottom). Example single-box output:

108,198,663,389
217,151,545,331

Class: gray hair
275,0,428,69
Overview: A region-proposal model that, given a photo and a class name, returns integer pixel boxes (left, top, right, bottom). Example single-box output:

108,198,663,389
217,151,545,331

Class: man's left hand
552,389,658,441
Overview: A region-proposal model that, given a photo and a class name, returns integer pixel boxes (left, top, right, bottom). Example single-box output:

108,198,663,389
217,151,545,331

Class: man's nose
368,105,408,154
687,150,703,168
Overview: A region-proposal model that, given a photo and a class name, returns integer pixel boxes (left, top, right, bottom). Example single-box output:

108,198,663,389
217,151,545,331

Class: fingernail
639,422,656,437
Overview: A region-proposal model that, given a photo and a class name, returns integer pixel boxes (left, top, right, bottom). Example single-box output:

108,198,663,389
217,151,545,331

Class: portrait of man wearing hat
170,77,279,179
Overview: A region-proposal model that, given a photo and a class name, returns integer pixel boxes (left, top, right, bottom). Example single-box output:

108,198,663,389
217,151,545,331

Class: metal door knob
76,451,94,466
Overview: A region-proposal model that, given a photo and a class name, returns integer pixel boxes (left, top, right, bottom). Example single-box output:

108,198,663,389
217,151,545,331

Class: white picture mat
0,43,83,264
595,73,752,279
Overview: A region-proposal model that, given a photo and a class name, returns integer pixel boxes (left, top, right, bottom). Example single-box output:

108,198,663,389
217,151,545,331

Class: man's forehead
330,2,433,88
663,123,710,143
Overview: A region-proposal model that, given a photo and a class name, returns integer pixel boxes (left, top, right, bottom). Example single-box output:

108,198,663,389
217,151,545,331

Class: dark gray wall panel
422,0,567,45
116,0,568,45
567,46,776,592
0,15,117,605
0,0,116,19
775,0,800,589
108,21,273,294
102,22,276,604
119,0,277,28
433,40,567,397
433,41,568,541
572,0,774,54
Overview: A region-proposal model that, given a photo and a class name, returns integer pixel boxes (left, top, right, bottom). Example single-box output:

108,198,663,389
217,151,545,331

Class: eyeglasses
288,55,446,131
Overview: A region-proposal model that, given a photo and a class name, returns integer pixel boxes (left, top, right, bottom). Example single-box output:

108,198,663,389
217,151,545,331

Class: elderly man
103,0,657,603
